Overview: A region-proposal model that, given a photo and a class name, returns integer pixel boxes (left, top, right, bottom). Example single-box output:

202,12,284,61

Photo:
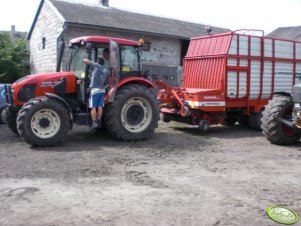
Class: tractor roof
70,36,139,46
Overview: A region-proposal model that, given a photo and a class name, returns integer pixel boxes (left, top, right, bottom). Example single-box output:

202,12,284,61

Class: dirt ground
0,121,300,226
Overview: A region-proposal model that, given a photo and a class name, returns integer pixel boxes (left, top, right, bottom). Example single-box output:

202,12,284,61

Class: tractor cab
67,36,142,105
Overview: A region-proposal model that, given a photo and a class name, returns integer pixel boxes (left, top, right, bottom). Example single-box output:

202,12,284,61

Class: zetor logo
266,206,299,225
40,80,61,87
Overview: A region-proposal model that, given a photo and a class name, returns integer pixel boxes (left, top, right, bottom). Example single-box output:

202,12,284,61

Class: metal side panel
250,37,261,57
249,60,261,99
239,35,248,56
229,35,238,55
262,61,272,99
274,62,293,93
275,40,294,59
240,59,248,67
187,34,232,57
295,63,301,83
296,43,301,60
264,38,273,58
182,57,226,90
227,58,248,67
239,72,247,98
227,58,237,66
227,71,237,98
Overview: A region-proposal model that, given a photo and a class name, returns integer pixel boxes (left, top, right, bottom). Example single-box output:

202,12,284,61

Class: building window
42,37,46,49
141,41,151,51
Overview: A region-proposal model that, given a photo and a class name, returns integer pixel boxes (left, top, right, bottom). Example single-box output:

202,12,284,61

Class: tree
0,32,29,83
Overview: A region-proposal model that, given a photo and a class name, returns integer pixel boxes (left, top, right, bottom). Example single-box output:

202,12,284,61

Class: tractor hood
11,72,77,106
13,72,75,86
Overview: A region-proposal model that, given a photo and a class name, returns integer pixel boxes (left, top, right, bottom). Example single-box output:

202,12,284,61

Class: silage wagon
157,30,301,138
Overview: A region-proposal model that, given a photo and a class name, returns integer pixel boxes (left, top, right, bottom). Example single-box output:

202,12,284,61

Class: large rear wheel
105,84,159,141
17,97,71,146
261,95,301,145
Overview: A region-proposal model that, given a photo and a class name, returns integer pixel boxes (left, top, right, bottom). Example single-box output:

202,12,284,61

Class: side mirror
86,43,92,51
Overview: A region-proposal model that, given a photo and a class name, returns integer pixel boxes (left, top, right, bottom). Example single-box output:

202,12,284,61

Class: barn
27,0,228,86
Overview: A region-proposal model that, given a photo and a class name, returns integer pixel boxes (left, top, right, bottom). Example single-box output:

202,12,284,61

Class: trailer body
157,30,301,128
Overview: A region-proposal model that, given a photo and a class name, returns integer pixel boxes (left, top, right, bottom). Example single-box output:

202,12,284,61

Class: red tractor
5,36,159,146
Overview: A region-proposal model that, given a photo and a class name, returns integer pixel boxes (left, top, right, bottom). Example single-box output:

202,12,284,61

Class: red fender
104,77,155,104
118,77,155,88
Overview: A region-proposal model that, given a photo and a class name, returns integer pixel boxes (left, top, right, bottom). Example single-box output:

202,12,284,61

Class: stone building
27,0,228,86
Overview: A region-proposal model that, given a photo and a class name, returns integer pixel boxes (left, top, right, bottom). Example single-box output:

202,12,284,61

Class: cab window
120,45,140,74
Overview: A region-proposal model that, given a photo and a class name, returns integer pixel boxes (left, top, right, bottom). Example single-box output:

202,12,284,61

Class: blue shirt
89,62,108,90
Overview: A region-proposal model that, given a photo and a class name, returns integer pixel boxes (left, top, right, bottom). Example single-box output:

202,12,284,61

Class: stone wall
29,0,63,74
29,2,183,85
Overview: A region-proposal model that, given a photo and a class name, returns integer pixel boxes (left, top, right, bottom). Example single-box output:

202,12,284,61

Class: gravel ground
0,121,300,226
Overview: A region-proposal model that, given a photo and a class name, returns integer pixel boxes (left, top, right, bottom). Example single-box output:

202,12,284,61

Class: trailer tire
105,84,159,141
222,113,237,126
238,115,249,127
6,109,18,134
249,113,262,131
261,95,301,145
162,113,171,123
17,97,71,146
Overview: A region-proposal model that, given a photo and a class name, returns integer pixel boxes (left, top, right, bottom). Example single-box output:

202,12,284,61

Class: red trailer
157,30,301,132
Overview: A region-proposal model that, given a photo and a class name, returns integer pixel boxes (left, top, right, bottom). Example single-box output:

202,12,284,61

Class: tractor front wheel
261,95,301,145
17,97,71,146
105,84,159,141
6,108,18,134
0,107,7,124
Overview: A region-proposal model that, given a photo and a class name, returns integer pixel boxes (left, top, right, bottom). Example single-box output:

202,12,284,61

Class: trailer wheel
6,109,18,134
238,115,249,127
222,113,237,126
198,120,209,133
162,113,171,123
17,97,71,146
249,112,262,131
105,84,159,141
261,95,301,145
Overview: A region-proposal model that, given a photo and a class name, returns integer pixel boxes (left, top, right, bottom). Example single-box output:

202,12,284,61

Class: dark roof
27,0,229,40
267,26,301,41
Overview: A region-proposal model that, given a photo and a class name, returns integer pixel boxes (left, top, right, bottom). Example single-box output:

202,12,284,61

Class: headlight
17,84,36,102
293,85,301,103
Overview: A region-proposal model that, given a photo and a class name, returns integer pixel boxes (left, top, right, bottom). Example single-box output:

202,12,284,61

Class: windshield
70,46,88,78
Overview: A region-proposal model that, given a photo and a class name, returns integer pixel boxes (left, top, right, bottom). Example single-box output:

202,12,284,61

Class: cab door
107,40,120,102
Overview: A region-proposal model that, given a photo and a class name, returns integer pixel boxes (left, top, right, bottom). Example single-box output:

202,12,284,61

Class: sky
0,0,300,35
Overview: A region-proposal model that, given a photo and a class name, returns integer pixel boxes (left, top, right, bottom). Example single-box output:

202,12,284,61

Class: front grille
4,85,13,105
